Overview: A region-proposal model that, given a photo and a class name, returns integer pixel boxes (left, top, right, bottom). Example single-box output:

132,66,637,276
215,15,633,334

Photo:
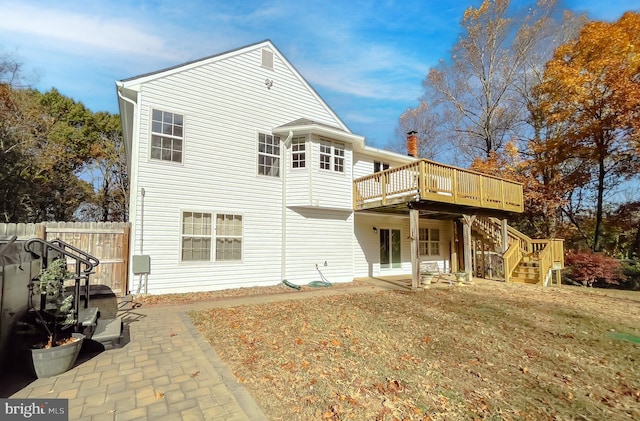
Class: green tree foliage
77,112,129,222
0,57,127,222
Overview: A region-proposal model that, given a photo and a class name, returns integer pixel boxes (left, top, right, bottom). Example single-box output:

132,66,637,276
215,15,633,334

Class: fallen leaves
190,283,640,421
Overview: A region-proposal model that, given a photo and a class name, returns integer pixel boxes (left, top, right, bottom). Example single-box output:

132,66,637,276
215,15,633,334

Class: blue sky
0,0,637,149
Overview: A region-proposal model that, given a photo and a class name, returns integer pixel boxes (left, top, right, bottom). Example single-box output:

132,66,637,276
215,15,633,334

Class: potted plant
19,258,84,378
421,270,434,287
454,271,469,284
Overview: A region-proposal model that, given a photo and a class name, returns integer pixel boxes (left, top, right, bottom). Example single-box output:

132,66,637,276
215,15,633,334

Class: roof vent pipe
406,131,418,158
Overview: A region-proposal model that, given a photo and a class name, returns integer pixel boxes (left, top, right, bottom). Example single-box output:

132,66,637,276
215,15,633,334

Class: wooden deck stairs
510,256,541,284
472,217,564,285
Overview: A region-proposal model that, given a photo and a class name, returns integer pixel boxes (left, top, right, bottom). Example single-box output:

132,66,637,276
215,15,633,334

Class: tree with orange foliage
470,141,569,238
533,12,640,251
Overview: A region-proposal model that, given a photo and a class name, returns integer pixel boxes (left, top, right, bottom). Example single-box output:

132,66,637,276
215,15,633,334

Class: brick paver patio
3,282,391,420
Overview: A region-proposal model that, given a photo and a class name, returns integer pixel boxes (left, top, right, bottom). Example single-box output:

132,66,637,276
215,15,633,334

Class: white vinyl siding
352,151,413,179
284,208,354,284
353,215,453,277
126,42,349,293
150,109,183,163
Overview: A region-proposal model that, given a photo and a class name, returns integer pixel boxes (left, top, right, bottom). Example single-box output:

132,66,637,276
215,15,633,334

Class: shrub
620,260,640,290
564,250,622,287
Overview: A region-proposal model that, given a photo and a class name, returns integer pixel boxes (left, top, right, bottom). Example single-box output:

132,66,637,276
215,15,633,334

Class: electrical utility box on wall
132,255,151,274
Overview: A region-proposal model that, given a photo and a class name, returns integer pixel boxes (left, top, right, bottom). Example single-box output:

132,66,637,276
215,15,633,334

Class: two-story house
116,40,563,294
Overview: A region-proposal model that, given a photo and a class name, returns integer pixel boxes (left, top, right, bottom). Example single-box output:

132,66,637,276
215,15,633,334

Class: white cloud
296,42,431,102
0,2,180,60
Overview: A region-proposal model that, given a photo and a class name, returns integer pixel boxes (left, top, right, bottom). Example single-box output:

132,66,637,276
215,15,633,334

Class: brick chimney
406,131,418,158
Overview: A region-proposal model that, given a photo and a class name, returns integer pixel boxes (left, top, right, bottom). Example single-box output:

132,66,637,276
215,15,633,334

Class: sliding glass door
380,228,401,269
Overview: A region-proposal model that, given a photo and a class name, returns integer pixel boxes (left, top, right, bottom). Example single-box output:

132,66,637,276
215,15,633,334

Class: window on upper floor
291,137,306,169
374,161,390,173
151,109,183,163
319,139,345,173
258,133,280,177
180,212,243,262
419,228,440,256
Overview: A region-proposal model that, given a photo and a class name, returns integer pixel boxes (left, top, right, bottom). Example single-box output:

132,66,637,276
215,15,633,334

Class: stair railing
475,217,565,285
475,217,548,283
537,244,552,285
50,239,100,269
50,239,100,310
24,238,97,330
503,242,522,283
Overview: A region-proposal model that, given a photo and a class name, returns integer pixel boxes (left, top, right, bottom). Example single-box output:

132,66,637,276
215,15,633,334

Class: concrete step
77,307,99,327
92,317,123,349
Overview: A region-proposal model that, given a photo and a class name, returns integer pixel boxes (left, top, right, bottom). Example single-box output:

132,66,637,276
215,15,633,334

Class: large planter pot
421,274,434,287
30,333,84,378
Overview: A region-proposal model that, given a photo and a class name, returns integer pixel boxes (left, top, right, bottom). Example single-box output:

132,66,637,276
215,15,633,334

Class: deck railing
475,217,564,283
353,159,524,212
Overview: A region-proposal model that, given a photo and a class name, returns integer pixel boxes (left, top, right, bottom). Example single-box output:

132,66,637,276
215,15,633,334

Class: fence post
36,224,46,240
121,224,131,294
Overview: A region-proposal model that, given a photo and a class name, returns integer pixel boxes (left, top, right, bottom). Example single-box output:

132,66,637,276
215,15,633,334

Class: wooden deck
353,159,524,213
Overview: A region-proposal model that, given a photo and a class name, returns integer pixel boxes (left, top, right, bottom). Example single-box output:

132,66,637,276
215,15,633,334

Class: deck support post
410,207,420,291
481,237,486,279
461,214,476,280
501,218,509,253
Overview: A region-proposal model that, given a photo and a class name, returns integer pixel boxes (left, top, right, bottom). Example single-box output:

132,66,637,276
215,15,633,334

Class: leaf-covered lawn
190,283,640,420
132,280,367,306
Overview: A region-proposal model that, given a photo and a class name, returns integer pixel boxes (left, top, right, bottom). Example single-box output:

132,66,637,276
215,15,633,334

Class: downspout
281,131,294,282
117,87,139,293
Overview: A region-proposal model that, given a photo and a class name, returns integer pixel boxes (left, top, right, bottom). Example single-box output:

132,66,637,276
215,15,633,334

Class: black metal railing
24,238,99,330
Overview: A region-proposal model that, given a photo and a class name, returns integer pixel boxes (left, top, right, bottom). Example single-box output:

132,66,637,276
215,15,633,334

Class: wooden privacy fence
0,222,130,296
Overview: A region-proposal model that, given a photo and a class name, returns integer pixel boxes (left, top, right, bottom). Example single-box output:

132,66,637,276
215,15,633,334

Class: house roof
119,39,269,83
276,118,346,132
272,118,364,145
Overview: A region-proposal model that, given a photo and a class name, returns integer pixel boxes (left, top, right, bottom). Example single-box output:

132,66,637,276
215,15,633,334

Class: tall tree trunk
632,222,640,259
593,156,606,252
